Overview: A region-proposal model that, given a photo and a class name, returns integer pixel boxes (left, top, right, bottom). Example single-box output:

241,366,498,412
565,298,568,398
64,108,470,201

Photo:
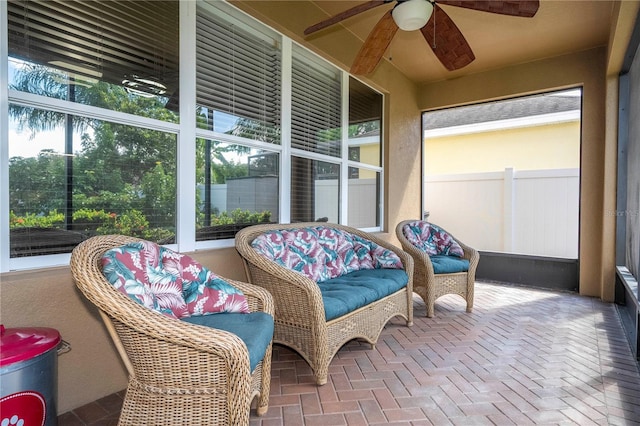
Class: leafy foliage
8,63,272,247
10,210,64,228
210,209,272,226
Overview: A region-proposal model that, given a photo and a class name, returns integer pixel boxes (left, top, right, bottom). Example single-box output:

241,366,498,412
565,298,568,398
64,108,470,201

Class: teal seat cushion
182,312,274,372
318,269,408,321
430,255,470,274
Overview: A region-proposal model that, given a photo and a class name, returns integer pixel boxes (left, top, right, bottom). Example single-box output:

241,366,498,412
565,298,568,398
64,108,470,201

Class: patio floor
59,282,640,425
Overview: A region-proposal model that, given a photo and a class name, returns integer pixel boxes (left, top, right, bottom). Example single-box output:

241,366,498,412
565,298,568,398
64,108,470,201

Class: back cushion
402,221,464,257
351,234,404,270
251,226,402,282
250,227,337,282
102,241,249,318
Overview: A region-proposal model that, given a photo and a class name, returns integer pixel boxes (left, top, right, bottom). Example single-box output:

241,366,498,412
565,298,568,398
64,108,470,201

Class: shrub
97,209,149,237
71,209,113,234
10,210,65,229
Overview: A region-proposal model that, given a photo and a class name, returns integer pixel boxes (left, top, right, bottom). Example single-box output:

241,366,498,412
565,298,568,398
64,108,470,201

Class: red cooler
1,325,61,426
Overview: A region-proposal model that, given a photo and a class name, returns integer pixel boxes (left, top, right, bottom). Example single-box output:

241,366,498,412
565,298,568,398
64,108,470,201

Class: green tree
9,151,66,216
9,64,178,234
141,162,176,229
9,63,271,244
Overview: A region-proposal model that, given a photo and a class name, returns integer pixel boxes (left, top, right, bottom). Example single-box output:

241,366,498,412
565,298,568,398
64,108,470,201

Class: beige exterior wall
354,143,380,179
425,120,581,175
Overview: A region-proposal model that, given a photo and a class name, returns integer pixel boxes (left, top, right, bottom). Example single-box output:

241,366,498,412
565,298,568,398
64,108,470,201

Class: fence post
503,167,515,251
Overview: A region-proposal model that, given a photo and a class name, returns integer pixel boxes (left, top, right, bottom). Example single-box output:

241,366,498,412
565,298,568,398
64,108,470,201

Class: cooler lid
0,325,61,367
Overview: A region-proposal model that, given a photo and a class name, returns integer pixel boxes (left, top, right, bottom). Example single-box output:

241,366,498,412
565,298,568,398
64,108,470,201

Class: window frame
0,0,385,272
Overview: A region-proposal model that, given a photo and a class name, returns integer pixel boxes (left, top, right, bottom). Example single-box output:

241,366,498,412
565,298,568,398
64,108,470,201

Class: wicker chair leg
315,371,328,386
255,377,270,414
426,304,435,318
255,401,268,416
426,290,435,318
415,287,433,318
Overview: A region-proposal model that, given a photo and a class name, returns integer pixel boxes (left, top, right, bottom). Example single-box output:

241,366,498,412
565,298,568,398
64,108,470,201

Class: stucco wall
419,47,613,299
0,266,128,414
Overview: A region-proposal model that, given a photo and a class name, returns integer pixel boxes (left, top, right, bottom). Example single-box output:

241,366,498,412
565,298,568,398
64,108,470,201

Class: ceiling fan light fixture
122,75,167,97
392,0,433,31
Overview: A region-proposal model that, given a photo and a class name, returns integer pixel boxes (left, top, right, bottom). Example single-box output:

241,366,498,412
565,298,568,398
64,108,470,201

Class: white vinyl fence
199,177,378,228
315,178,378,227
425,168,580,259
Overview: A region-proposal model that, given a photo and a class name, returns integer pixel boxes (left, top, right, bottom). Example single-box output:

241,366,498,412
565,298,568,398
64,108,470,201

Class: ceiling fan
304,0,540,75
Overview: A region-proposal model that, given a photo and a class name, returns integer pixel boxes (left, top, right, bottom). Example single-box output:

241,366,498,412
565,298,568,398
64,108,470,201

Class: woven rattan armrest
70,234,273,424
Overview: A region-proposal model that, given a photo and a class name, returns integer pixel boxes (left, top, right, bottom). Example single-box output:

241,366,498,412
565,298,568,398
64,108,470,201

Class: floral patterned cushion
251,226,403,282
402,221,464,257
351,234,404,270
102,240,249,318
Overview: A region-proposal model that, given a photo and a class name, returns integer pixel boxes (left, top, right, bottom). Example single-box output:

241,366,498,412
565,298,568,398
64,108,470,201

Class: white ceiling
303,0,614,83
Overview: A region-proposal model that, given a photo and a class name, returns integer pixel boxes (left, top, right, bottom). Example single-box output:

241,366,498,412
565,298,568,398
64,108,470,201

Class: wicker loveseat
70,235,274,425
396,220,479,318
235,222,413,385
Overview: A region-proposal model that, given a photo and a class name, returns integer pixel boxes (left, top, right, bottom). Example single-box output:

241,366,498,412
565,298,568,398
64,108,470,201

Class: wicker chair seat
235,222,413,385
182,312,274,372
318,268,409,321
70,235,274,425
429,254,470,274
396,220,479,318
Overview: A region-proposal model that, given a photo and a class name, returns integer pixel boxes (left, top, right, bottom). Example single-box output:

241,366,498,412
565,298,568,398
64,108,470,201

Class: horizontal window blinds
196,6,281,143
291,46,342,157
349,77,383,124
7,0,179,96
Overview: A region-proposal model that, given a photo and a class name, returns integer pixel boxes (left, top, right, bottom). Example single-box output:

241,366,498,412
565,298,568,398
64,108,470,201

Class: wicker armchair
70,235,273,426
235,222,413,385
396,220,479,318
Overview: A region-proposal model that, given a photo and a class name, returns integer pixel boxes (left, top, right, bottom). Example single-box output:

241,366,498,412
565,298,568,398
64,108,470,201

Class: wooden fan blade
350,11,398,75
304,0,388,35
420,5,475,71
436,0,539,18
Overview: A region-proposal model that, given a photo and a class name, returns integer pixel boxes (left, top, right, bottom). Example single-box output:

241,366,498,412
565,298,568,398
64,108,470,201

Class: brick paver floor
60,282,640,425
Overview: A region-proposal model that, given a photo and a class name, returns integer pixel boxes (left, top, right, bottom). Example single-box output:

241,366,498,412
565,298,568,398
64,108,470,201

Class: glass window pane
349,77,381,167
291,157,339,223
348,168,380,228
7,0,179,120
8,106,177,257
196,140,278,240
196,2,281,144
291,44,341,157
